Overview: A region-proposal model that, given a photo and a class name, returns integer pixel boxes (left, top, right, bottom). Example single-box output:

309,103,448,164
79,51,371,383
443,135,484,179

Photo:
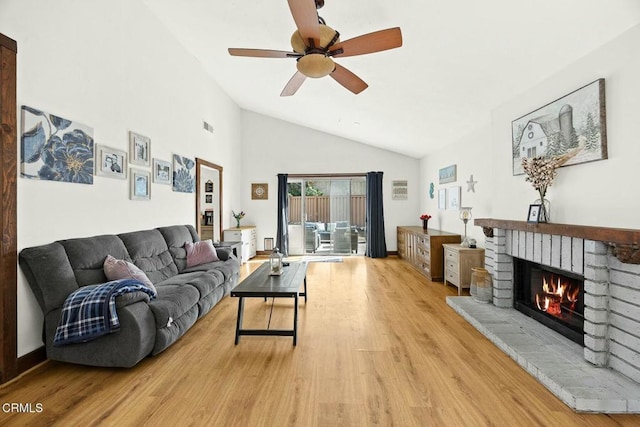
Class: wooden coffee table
231,261,307,345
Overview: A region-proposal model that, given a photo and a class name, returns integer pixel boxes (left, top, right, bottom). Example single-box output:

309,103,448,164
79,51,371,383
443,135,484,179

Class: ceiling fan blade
228,48,300,58
280,71,307,97
330,63,368,94
287,0,320,46
330,27,402,58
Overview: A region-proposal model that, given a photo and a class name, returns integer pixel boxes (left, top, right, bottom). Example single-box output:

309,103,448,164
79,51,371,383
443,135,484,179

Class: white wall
419,123,494,245
491,24,640,228
0,0,243,356
240,111,420,252
421,24,640,239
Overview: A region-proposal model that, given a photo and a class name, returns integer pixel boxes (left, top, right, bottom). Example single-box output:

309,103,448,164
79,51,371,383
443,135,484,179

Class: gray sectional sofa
19,224,240,368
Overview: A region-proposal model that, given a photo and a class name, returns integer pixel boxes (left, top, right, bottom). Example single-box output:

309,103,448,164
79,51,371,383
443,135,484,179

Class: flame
535,273,580,319
535,294,550,311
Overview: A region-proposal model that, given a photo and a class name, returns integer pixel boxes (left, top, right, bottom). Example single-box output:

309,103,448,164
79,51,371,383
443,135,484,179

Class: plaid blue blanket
54,279,157,346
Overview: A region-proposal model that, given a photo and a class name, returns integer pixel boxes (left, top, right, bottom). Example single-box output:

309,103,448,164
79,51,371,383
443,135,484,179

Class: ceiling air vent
203,121,214,133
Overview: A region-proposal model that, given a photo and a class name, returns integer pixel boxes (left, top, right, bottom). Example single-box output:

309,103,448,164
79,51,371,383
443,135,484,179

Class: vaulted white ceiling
143,0,640,158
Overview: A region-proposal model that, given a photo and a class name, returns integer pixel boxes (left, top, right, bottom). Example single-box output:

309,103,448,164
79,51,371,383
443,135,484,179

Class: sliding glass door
327,179,352,255
287,176,365,256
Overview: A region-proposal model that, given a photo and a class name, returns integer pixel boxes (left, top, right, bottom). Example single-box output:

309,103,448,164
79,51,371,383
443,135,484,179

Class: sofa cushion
157,271,224,300
182,259,237,281
148,283,200,329
185,240,219,267
118,229,178,284
157,225,199,272
60,235,132,287
103,255,156,293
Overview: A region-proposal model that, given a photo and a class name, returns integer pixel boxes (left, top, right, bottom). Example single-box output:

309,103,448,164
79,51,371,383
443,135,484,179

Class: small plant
232,210,245,227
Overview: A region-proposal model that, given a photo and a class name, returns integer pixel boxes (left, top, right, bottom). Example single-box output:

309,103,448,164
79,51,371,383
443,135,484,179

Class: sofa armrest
115,291,152,308
215,247,232,261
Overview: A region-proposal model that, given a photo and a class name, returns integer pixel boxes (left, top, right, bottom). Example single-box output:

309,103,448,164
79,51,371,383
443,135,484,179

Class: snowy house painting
512,79,607,175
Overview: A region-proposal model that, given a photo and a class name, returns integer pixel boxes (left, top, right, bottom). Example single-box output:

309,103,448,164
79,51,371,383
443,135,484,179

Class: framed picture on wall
129,131,151,167
152,158,172,185
251,183,268,200
511,78,607,175
439,164,457,184
130,168,151,201
447,186,461,210
21,105,95,184
96,145,127,179
391,180,408,200
172,154,196,193
438,188,446,209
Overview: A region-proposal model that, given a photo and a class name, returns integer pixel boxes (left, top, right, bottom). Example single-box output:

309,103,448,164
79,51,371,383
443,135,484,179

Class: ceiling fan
228,0,403,96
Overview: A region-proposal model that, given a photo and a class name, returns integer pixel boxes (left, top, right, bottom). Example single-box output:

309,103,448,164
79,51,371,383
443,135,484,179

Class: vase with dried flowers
420,213,432,231
521,153,572,223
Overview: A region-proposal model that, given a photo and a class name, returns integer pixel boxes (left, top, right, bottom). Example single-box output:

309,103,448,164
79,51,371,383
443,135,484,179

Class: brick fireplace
447,219,640,413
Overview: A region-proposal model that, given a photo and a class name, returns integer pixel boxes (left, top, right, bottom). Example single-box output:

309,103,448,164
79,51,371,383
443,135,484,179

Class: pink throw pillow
103,255,156,293
185,239,219,267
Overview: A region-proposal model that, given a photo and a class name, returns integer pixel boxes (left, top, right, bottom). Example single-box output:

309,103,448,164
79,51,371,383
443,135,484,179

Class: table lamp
459,207,473,247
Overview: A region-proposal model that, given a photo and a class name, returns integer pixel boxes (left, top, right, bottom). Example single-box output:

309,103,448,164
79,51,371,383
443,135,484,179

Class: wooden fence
289,195,366,227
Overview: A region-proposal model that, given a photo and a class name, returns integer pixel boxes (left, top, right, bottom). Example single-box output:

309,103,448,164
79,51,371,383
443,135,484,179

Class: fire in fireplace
514,259,585,345
535,273,581,317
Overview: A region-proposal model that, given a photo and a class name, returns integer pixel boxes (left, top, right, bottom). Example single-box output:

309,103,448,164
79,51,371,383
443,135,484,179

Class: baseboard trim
17,346,46,375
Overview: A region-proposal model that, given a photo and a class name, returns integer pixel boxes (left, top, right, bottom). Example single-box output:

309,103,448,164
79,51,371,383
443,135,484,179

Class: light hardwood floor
1,256,639,426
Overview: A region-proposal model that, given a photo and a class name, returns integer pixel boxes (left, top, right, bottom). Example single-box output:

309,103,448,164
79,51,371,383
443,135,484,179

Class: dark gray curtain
276,173,289,256
365,171,387,258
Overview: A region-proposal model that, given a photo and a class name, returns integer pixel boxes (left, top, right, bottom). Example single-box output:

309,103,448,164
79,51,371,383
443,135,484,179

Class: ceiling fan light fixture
296,54,335,78
290,31,307,53
290,24,339,53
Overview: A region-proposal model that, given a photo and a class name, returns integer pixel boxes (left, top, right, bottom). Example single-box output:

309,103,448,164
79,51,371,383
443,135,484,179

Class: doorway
195,159,223,242
287,176,366,256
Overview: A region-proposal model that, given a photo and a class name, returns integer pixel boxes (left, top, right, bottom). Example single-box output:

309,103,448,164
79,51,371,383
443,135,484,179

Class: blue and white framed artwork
130,168,151,201
172,154,195,193
20,105,94,184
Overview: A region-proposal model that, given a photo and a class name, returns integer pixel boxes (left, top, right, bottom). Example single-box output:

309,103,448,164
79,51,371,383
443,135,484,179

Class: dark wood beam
475,218,640,264
474,218,640,245
0,32,18,383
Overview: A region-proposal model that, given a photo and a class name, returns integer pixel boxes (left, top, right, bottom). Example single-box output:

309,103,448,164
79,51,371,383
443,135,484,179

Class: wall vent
203,121,214,133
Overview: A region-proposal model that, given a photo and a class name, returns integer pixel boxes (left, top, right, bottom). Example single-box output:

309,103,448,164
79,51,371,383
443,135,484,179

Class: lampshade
296,54,335,78
290,24,340,53
459,207,473,247
291,24,339,78
459,207,473,222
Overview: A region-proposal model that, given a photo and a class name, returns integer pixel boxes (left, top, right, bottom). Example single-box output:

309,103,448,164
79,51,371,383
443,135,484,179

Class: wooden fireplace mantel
474,218,640,264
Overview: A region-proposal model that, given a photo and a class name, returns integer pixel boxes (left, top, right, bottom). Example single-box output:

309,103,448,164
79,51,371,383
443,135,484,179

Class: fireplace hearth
514,259,584,345
463,218,640,413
